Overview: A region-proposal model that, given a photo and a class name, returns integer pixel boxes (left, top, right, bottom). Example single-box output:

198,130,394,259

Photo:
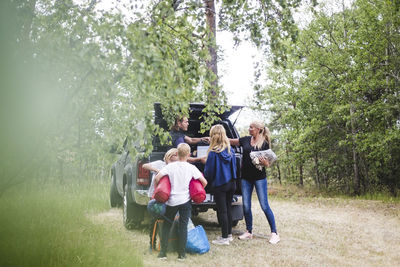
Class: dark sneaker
157,252,167,260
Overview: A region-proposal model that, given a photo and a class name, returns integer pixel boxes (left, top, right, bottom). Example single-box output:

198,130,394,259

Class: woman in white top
143,148,179,198
143,148,178,251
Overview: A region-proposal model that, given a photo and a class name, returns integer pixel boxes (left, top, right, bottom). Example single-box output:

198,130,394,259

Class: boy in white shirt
154,143,207,261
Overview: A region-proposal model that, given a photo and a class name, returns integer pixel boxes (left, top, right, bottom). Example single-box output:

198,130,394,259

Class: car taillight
137,160,150,186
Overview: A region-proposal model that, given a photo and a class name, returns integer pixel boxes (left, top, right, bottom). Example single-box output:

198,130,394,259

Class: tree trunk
204,0,218,96
21,0,37,43
299,164,304,187
314,153,320,189
350,104,360,195
276,162,282,184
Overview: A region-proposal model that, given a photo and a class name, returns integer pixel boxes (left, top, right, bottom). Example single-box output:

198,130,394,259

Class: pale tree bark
204,0,218,96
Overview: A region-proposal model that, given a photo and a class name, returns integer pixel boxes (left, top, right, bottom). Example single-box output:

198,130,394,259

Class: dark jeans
241,178,277,233
160,201,191,257
214,179,236,238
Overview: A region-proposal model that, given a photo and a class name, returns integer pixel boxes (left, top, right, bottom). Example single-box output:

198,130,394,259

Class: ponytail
251,121,271,149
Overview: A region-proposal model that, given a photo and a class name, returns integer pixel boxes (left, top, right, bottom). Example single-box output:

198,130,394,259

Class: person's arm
154,170,167,186
230,138,240,146
258,157,270,168
198,176,208,188
184,136,209,145
187,156,202,163
142,162,160,173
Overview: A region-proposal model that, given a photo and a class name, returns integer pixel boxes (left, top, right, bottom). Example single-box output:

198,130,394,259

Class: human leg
177,201,191,258
214,188,229,238
254,178,277,233
159,205,178,257
226,180,236,236
241,178,254,233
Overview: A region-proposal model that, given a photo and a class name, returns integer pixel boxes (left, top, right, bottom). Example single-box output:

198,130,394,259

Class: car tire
123,184,144,229
110,173,122,207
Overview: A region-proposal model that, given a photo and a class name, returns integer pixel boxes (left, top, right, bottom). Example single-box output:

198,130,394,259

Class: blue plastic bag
186,225,210,254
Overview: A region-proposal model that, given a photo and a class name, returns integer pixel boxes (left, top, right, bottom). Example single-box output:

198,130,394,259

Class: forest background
1,0,398,196
0,0,399,266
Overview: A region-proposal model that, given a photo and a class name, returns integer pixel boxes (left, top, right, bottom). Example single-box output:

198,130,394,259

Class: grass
268,183,400,203
0,177,143,267
1,177,399,267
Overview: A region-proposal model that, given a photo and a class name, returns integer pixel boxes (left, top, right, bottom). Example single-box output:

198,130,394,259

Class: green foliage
256,0,400,195
0,178,143,266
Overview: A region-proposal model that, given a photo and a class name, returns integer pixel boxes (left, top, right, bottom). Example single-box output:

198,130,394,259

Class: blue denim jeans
241,178,277,233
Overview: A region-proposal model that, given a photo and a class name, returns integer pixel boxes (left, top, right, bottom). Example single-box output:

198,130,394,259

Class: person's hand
258,156,270,167
201,137,210,143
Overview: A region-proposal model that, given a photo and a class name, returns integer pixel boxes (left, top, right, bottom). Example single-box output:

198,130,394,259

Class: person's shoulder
262,140,270,150
151,160,164,165
239,136,250,143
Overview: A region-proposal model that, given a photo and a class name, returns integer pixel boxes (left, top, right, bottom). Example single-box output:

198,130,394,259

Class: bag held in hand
152,175,171,203
186,225,210,254
189,178,205,203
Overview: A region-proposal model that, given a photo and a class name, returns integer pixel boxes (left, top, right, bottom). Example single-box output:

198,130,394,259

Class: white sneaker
217,235,233,242
212,237,230,245
238,231,253,240
228,234,233,242
269,233,280,244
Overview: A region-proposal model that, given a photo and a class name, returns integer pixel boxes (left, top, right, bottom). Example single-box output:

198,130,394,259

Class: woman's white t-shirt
147,160,166,197
159,161,203,206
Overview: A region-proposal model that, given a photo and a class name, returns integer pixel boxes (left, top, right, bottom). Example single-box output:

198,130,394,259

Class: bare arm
187,156,202,163
153,172,164,186
184,136,209,145
142,163,160,173
230,138,239,146
198,176,208,188
258,157,271,168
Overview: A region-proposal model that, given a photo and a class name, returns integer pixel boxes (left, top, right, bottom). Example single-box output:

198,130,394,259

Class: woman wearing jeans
230,121,280,244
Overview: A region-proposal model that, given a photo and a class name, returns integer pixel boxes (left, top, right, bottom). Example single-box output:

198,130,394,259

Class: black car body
110,103,244,229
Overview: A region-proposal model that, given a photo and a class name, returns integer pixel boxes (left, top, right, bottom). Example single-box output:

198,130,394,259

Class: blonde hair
208,124,231,154
177,143,190,159
250,120,271,149
163,148,178,163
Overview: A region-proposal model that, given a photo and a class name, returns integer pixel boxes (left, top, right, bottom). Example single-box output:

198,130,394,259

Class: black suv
110,103,244,229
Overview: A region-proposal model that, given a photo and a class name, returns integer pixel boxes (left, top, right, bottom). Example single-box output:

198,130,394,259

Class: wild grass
1,177,399,267
268,183,400,203
0,177,142,267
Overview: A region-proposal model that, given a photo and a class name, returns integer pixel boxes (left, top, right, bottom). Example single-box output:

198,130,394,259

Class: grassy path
1,179,398,266
94,196,400,267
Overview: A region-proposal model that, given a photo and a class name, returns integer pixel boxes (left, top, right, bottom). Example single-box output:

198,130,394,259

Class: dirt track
92,196,400,267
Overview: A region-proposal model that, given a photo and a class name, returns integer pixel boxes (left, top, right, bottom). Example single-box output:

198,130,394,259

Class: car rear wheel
110,173,122,207
123,184,144,229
